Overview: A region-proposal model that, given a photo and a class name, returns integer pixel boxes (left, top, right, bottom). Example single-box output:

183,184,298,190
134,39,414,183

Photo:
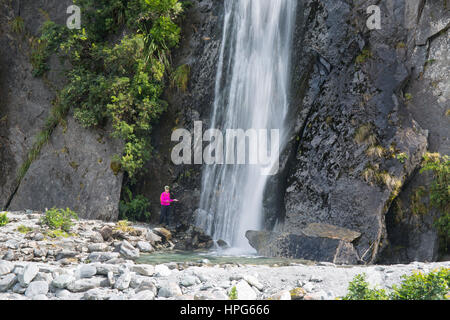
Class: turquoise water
136,250,314,266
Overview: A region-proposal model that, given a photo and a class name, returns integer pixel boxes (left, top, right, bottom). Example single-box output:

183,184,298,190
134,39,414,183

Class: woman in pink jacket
159,186,178,226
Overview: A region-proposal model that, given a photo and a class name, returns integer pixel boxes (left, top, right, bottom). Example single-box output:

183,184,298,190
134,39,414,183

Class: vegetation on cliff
420,153,450,253
31,0,185,180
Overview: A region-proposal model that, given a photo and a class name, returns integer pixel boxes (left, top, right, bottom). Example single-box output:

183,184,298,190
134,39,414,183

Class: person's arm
169,193,179,202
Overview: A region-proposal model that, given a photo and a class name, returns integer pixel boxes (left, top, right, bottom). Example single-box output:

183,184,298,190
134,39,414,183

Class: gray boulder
246,228,360,265
18,264,39,286
132,290,155,300
131,265,155,277
87,243,108,253
52,274,75,289
145,231,162,244
0,273,17,292
0,261,13,276
114,271,132,291
136,279,157,295
76,265,97,279
25,281,49,298
67,278,104,293
234,280,257,300
158,282,182,298
136,241,153,253
119,241,140,260
88,252,119,263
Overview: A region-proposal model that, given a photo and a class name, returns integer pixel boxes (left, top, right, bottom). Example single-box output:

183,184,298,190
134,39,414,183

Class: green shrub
0,213,8,227
396,152,409,164
356,49,372,64
31,0,183,179
420,153,450,252
17,225,33,234
45,229,72,238
342,269,450,300
119,188,151,222
229,286,238,300
391,268,450,300
40,208,78,232
171,64,190,92
341,274,389,300
10,16,25,34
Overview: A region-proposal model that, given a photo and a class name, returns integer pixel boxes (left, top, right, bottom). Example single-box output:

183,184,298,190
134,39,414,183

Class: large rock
246,228,360,265
234,280,257,300
131,265,155,277
119,240,140,260
8,116,123,221
67,278,104,293
132,290,155,300
0,273,17,292
18,264,39,286
0,0,73,210
136,241,153,253
158,282,182,298
0,261,13,276
52,274,75,289
145,230,162,244
152,228,172,241
25,281,49,298
114,271,132,291
76,265,97,279
99,226,113,241
88,252,120,263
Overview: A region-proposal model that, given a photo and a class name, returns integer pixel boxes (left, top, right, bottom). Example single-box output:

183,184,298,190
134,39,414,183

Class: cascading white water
197,0,297,252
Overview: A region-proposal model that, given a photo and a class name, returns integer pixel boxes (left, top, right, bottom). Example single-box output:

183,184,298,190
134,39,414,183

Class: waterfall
197,0,298,252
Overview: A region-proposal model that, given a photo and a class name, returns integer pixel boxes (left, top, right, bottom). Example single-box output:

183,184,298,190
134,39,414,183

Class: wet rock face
8,117,124,221
378,0,449,263
0,0,123,220
0,0,72,209
270,0,447,264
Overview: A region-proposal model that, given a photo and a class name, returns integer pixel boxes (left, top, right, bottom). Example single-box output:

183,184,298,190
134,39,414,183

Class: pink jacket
160,192,174,206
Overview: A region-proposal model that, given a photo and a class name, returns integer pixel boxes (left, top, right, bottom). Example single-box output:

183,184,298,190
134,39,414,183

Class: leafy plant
170,64,190,92
396,152,409,164
10,16,25,34
229,286,238,300
40,208,78,232
391,268,450,300
341,274,389,300
342,269,449,300
420,153,450,252
0,213,8,227
356,49,372,64
119,187,151,222
115,220,136,233
17,225,33,234
30,0,184,179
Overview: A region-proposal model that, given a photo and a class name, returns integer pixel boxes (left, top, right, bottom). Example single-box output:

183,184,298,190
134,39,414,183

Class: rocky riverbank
0,211,449,300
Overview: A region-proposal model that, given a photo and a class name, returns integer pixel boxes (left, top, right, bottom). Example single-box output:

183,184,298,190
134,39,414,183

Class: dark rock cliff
269,0,448,264
0,0,123,221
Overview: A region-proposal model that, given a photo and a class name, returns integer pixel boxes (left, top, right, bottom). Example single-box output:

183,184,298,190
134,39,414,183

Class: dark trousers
159,205,171,225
